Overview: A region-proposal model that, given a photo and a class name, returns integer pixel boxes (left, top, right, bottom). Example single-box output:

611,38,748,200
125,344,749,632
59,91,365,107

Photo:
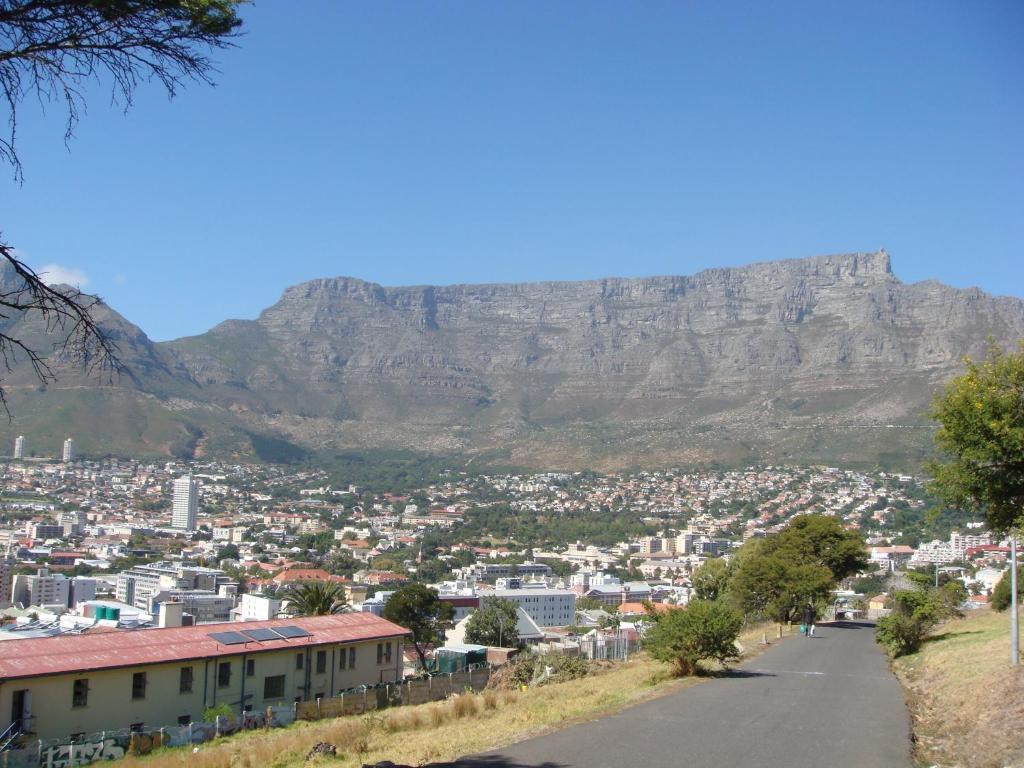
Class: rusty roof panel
0,613,408,680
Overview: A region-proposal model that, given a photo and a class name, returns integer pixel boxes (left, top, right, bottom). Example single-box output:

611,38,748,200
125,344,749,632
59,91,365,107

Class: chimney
158,601,184,628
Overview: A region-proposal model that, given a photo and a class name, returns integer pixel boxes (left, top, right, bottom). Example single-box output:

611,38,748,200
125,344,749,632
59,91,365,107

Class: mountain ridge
1,250,1021,469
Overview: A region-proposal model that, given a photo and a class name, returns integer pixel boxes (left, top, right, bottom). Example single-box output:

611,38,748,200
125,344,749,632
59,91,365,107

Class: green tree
692,557,731,601
644,600,743,676
726,514,868,625
465,597,519,648
383,583,454,671
929,342,1024,534
282,581,348,617
727,542,834,624
769,514,869,582
575,597,605,612
991,569,1020,612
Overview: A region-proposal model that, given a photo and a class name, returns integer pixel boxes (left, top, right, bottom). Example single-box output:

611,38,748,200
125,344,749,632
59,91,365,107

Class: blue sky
1,1,1021,341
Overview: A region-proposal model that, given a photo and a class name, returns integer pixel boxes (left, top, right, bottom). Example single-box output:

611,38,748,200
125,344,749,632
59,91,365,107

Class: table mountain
3,250,1022,468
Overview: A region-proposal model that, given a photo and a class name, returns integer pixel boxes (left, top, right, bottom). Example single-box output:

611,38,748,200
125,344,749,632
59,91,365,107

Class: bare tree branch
0,0,244,181
0,2,244,419
0,239,123,414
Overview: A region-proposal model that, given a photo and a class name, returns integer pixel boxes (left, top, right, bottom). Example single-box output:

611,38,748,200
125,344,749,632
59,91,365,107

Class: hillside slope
2,251,1022,467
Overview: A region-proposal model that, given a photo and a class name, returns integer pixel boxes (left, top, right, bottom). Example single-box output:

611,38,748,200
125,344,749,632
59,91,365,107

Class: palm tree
282,581,348,616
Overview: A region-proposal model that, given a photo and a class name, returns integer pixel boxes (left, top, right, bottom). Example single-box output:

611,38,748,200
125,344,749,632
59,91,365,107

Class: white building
61,437,75,463
172,474,199,530
236,593,283,621
212,525,247,544
13,435,24,459
491,588,576,627
10,569,86,610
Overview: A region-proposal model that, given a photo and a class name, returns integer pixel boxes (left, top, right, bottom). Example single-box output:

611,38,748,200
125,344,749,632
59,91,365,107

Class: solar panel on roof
274,625,311,639
240,628,281,642
208,631,248,645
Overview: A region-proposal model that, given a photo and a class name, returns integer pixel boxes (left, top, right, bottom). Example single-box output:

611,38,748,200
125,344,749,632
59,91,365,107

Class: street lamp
1011,535,1019,666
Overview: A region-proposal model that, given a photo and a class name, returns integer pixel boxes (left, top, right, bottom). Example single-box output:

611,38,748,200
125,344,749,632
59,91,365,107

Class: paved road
447,621,912,768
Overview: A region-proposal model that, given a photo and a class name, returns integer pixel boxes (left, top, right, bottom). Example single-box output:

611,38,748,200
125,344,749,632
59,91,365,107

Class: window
72,679,89,708
296,652,304,670
180,666,193,694
385,642,392,664
218,661,231,688
177,715,191,726
377,643,383,665
131,672,146,700
316,650,327,674
264,675,285,700
246,659,255,677
339,648,347,670
349,647,356,668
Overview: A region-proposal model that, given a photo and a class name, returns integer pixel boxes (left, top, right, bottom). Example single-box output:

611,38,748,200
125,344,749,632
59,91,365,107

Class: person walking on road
803,603,816,637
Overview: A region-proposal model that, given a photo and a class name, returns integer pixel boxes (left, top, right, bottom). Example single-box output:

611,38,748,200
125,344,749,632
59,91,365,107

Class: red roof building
0,613,409,741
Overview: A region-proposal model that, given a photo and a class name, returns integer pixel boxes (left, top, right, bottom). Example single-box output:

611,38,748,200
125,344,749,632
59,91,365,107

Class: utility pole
1011,535,1019,666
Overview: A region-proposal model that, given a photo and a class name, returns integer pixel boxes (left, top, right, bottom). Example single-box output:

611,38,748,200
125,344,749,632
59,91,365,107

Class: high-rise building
61,437,75,463
172,474,199,530
13,435,25,459
0,550,14,607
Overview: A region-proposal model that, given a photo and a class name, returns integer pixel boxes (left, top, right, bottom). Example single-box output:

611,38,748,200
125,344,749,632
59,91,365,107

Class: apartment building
115,562,231,612
491,588,576,627
0,613,408,741
9,569,96,609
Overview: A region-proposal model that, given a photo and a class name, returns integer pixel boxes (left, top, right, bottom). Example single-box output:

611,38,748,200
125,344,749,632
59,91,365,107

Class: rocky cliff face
3,251,1022,467
157,250,1024,467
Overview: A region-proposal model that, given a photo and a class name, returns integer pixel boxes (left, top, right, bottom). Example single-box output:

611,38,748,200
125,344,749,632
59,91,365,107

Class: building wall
491,590,576,627
0,637,404,741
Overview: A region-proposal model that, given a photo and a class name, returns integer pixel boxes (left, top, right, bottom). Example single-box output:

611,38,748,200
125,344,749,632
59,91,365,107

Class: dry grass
894,609,1024,768
121,623,777,768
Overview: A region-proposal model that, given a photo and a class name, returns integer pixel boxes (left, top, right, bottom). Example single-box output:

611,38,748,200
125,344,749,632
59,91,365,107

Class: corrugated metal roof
0,613,409,681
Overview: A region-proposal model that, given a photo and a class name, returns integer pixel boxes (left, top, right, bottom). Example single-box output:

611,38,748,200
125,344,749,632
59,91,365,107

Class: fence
1,668,490,768
295,666,490,720
578,636,642,662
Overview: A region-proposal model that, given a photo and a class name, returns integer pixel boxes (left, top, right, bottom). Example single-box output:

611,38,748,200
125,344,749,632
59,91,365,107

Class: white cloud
38,264,89,288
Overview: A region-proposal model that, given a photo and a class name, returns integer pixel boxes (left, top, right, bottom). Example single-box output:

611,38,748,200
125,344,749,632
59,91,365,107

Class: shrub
875,613,927,657
644,600,743,676
875,583,967,657
202,703,233,723
504,651,592,688
991,569,1020,612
